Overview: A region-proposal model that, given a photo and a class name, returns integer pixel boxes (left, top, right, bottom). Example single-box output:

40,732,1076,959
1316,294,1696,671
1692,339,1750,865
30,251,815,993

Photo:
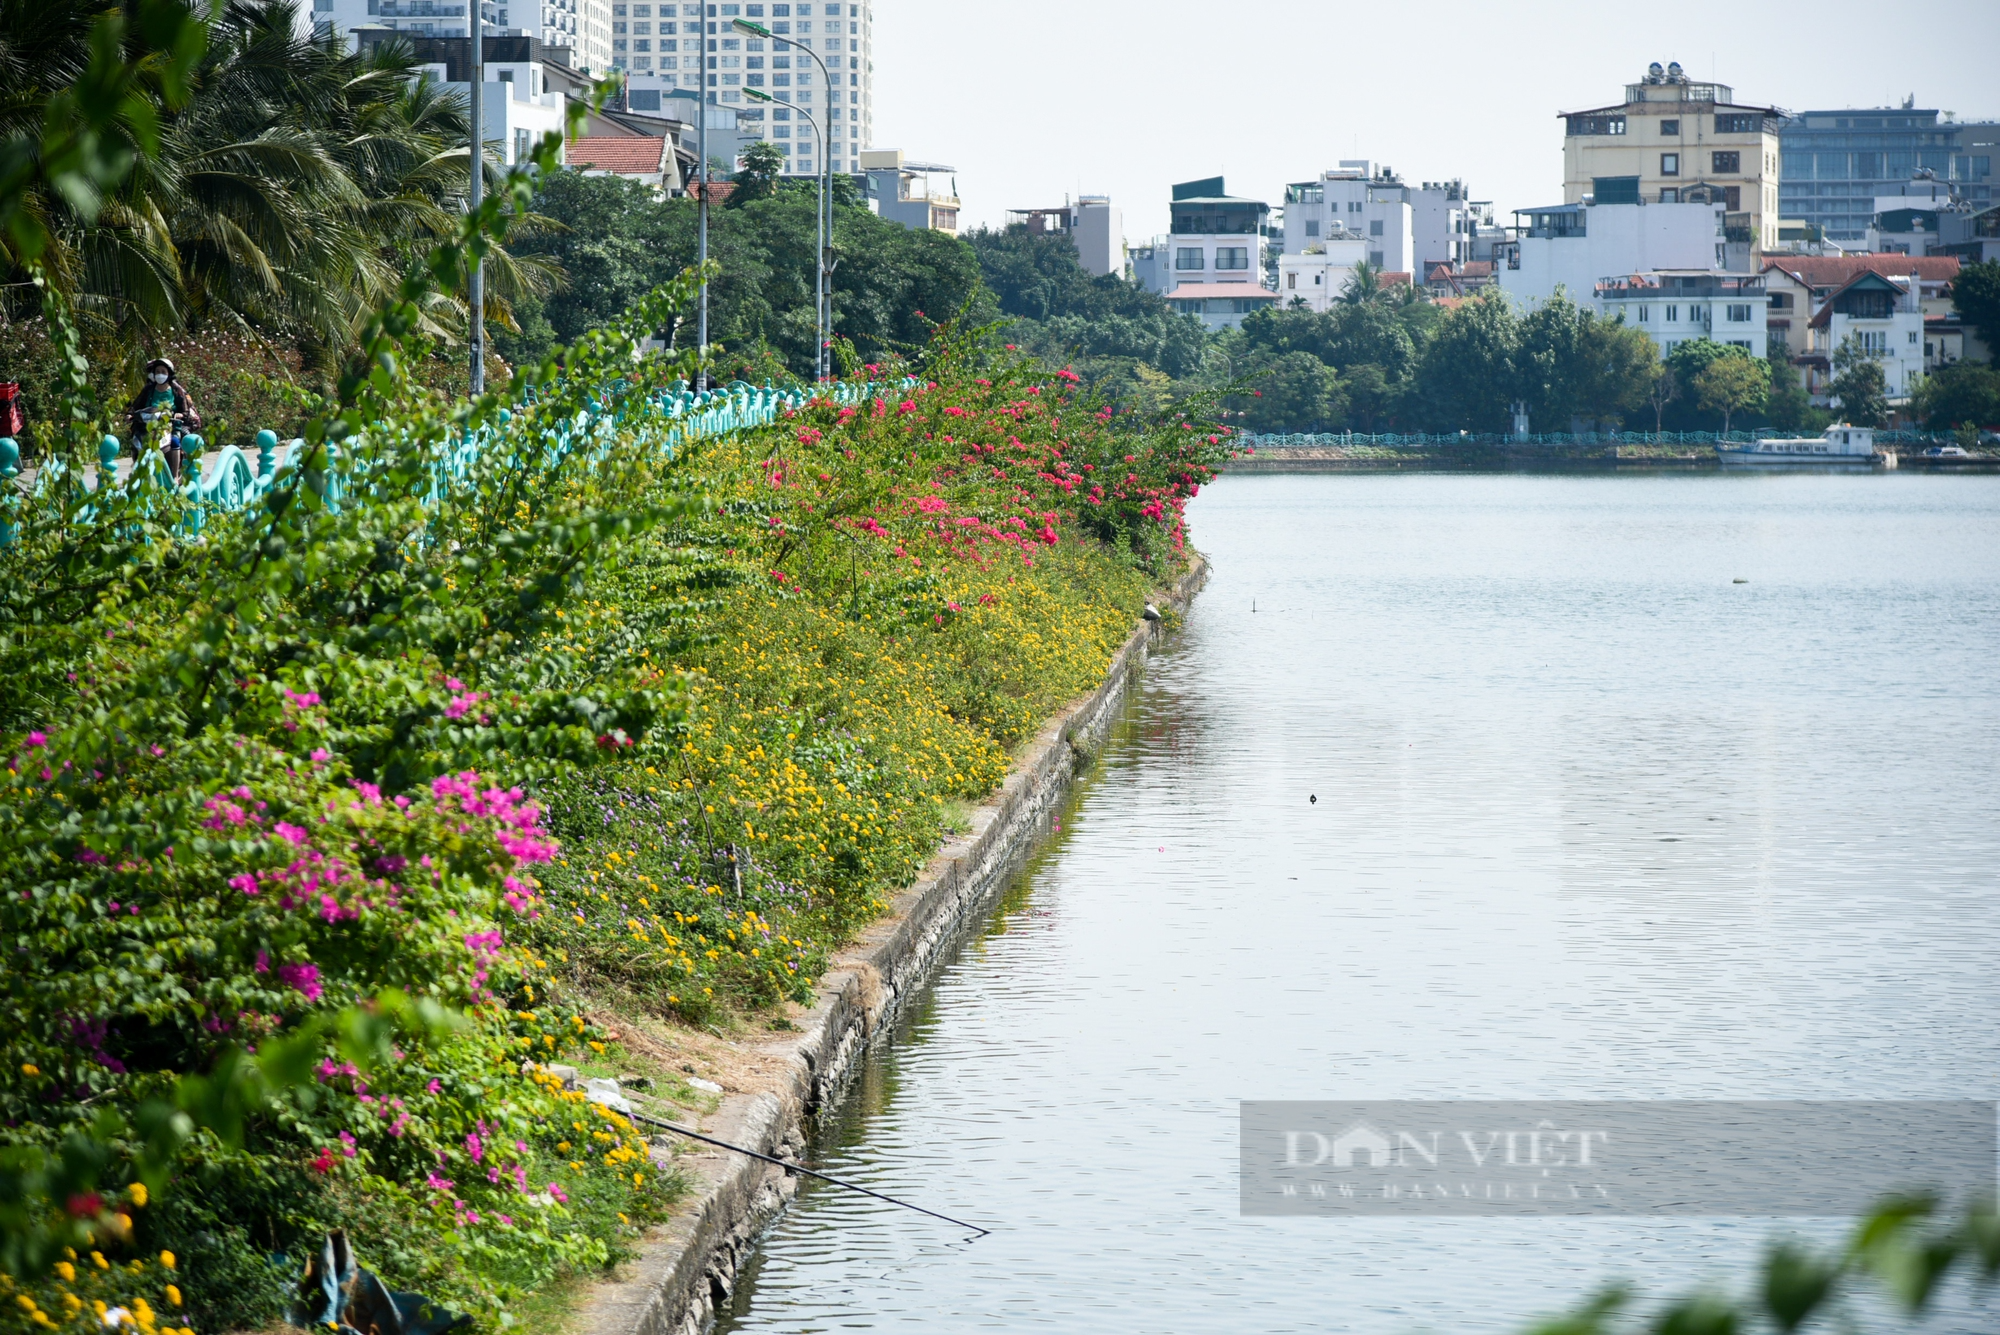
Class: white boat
1716,425,1884,466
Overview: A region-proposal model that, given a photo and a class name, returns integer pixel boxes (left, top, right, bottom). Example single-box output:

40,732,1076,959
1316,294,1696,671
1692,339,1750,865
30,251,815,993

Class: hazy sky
871,0,2000,240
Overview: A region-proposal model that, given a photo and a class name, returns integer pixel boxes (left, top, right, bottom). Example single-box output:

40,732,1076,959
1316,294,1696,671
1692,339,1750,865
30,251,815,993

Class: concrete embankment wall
576,556,1210,1335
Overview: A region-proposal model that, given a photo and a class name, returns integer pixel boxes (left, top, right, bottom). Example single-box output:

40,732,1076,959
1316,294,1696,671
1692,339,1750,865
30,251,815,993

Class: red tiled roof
568,136,668,175
1460,261,1495,278
1378,271,1412,287
1760,255,1960,288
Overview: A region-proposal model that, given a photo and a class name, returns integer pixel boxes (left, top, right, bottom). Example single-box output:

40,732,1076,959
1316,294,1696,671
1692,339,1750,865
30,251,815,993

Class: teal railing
0,377,896,539
1238,429,1965,449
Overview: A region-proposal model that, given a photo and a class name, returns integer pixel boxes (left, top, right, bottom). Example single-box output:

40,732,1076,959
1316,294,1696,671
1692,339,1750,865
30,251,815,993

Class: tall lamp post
732,18,837,382
468,0,485,394
741,87,826,382
664,87,710,382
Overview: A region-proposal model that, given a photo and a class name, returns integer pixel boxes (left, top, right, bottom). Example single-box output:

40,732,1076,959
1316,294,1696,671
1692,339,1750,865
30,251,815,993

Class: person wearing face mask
126,357,201,481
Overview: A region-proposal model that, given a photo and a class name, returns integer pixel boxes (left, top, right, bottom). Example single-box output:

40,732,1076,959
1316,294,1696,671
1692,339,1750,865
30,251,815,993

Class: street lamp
741,87,828,382
663,87,710,380
732,17,838,382
468,0,485,394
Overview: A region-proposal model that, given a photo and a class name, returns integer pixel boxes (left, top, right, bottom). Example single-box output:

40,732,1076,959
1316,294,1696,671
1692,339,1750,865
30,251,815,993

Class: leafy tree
511,170,987,376
1341,259,1383,304
1663,337,1752,429
728,138,785,206
966,223,1203,379
1910,362,2000,430
1645,365,1677,433
1341,362,1397,430
1764,346,1820,432
1516,295,1659,430
1693,352,1769,433
1829,334,1890,427
1948,258,2000,365
1238,350,1345,432
1410,290,1517,431
1,1,550,374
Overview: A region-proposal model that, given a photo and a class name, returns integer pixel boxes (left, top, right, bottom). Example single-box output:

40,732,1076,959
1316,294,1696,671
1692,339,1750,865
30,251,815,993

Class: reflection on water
715,473,2000,1334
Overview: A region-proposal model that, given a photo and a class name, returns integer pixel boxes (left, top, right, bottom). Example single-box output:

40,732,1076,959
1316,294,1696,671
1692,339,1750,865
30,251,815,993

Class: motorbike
130,408,190,482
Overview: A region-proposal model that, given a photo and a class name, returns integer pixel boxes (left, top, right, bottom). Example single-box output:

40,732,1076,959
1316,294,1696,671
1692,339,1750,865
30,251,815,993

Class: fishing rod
625,1108,990,1238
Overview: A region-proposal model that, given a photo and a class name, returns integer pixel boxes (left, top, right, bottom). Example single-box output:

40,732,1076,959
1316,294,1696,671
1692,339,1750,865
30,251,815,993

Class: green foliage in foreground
1528,1195,1998,1335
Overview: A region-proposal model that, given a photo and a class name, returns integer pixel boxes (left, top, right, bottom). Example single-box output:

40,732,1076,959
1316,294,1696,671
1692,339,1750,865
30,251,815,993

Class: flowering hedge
527,342,1229,1020
0,258,1225,1332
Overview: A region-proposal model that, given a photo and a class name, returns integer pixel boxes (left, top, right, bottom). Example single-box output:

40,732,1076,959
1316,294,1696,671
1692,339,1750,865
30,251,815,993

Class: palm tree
1,0,551,369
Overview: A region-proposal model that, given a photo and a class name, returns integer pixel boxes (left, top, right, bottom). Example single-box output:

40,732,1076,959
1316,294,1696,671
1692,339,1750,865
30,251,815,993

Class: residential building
1280,163,1415,273
314,0,611,73
860,151,958,235
567,134,676,188
1277,229,1369,311
1936,204,2000,264
1497,199,1731,305
1005,197,1124,278
1560,61,1785,257
1759,255,1969,400
614,2,872,177
1165,283,1280,332
1423,260,1497,299
1592,271,1768,359
1862,175,1967,255
351,31,570,165
1780,104,1997,244
1134,176,1271,302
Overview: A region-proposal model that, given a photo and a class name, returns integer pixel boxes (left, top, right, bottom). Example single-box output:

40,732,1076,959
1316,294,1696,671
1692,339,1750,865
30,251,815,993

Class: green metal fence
0,377,898,538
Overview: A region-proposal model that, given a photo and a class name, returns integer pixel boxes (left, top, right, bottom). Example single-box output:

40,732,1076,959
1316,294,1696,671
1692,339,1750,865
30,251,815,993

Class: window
635,37,649,49
1636,305,1649,322
1659,188,1678,203
1715,114,1756,134
1304,220,1319,237
1768,292,1791,310
1726,304,1752,322
1666,305,1679,322
1368,218,1383,236
1712,151,1740,174
1908,330,1920,344
1175,247,1204,270
1367,250,1383,266
1286,273,1296,289
1216,246,1249,270
1660,119,1679,135
1859,330,1887,355
1728,339,1752,350
634,20,648,31
1661,153,1680,176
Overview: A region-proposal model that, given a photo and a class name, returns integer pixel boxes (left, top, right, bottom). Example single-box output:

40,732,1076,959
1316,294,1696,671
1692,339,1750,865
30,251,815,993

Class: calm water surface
715,473,2000,1334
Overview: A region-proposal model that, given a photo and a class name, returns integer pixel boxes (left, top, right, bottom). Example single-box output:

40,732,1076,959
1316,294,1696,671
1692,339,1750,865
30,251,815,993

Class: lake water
714,472,2000,1334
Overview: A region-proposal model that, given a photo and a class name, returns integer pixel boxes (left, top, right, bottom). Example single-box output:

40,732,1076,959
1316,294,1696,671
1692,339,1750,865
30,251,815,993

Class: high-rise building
615,2,872,177
1779,106,1997,243
312,0,610,74
1559,61,1785,258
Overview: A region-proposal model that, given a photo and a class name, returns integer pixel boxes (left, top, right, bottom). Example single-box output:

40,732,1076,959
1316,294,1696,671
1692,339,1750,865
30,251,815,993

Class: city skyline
871,0,2000,241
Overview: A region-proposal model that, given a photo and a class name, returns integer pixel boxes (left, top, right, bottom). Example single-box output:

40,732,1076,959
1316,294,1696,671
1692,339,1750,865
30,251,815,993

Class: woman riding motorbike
126,357,201,481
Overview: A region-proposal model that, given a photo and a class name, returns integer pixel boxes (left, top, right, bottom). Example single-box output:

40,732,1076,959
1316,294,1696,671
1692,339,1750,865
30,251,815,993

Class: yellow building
1560,61,1785,257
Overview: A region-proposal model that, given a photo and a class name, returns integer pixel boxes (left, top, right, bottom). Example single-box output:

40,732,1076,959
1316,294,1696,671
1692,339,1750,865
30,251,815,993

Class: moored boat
1716,425,1884,466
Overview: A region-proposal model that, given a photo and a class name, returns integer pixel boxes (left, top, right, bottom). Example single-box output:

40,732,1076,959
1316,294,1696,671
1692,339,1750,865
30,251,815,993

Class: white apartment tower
613,1,873,176
312,0,612,75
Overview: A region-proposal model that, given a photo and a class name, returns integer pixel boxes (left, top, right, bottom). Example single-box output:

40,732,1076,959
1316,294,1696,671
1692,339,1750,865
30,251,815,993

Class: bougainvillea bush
0,231,712,1328
526,338,1231,1021
0,197,1227,1334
